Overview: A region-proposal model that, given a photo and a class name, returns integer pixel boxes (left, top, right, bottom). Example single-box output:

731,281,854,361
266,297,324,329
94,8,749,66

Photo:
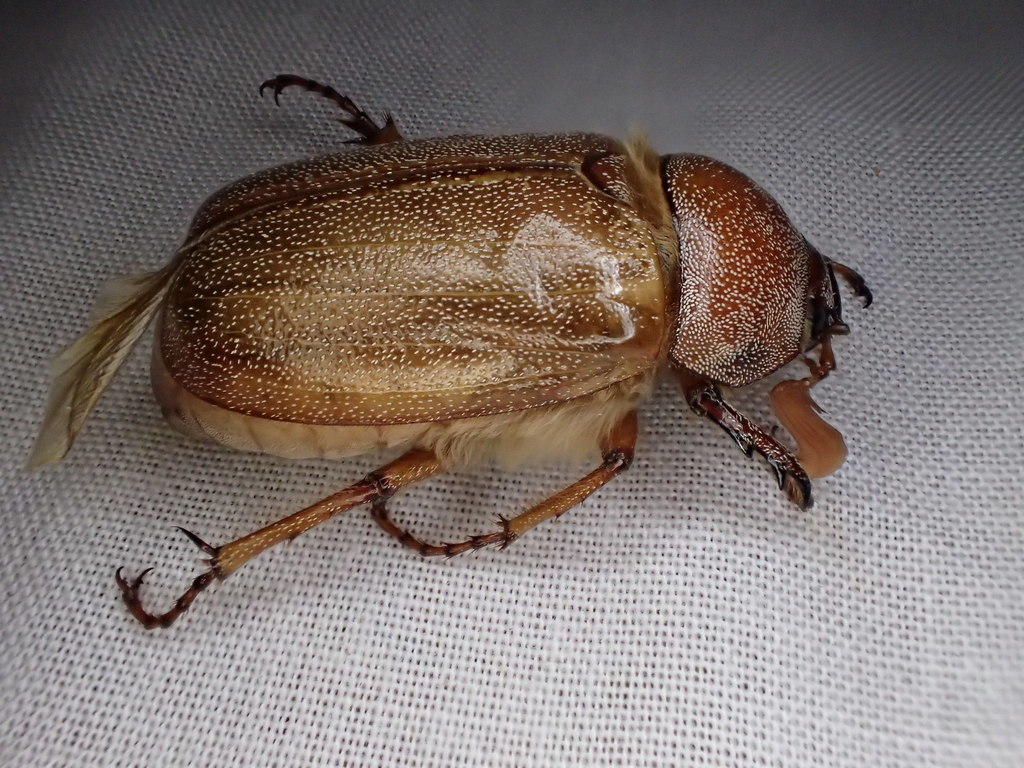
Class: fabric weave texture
2,2,1021,766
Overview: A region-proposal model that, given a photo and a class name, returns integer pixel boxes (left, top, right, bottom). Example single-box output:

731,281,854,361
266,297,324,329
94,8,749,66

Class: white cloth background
2,1,1021,766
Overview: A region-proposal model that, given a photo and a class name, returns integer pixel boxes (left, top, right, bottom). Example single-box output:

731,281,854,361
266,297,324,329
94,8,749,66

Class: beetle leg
829,260,873,308
679,375,813,508
803,333,837,384
259,74,403,144
370,500,514,558
371,412,638,556
116,448,444,628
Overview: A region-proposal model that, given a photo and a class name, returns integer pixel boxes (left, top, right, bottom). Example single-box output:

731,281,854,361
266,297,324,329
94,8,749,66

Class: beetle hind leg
116,561,216,630
259,74,403,144
372,412,638,557
116,448,444,628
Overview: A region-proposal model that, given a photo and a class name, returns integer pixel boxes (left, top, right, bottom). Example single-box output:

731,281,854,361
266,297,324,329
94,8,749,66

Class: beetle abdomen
161,135,668,426
153,346,652,465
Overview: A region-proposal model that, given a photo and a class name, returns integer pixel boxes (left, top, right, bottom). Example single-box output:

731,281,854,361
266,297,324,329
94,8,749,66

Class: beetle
29,75,872,627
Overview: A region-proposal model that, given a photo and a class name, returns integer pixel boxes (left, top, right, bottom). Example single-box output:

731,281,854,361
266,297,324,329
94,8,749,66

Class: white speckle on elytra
161,134,666,426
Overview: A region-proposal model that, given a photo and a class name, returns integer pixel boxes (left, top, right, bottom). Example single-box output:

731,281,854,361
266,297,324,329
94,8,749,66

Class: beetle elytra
29,75,872,627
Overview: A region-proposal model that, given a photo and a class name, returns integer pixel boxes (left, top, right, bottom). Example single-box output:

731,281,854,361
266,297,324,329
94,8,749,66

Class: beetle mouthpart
769,378,847,479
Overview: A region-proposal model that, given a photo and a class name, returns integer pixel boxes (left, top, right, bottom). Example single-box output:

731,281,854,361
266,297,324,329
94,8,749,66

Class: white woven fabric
3,2,1022,766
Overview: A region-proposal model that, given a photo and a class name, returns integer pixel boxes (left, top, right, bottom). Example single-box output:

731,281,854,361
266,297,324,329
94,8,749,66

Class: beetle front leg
116,448,444,628
797,332,837,385
679,374,813,508
829,260,873,308
259,74,403,144
372,412,639,556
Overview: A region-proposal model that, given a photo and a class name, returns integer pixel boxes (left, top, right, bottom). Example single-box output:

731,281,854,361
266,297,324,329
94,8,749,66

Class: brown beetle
29,75,872,627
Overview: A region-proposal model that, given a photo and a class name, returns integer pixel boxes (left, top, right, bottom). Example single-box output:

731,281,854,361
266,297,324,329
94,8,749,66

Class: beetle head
661,154,848,387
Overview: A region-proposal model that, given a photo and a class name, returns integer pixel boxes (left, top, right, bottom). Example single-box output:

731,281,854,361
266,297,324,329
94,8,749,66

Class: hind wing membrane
27,266,176,467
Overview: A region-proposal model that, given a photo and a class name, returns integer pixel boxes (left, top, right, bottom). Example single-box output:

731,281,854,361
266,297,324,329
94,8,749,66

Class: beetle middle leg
371,412,638,556
679,373,813,508
116,448,444,628
259,74,403,144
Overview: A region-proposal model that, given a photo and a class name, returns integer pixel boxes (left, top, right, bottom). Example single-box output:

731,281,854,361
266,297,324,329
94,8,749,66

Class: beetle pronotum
30,75,872,627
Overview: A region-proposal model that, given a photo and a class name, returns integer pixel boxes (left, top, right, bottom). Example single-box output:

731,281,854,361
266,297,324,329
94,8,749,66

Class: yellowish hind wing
27,266,177,467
